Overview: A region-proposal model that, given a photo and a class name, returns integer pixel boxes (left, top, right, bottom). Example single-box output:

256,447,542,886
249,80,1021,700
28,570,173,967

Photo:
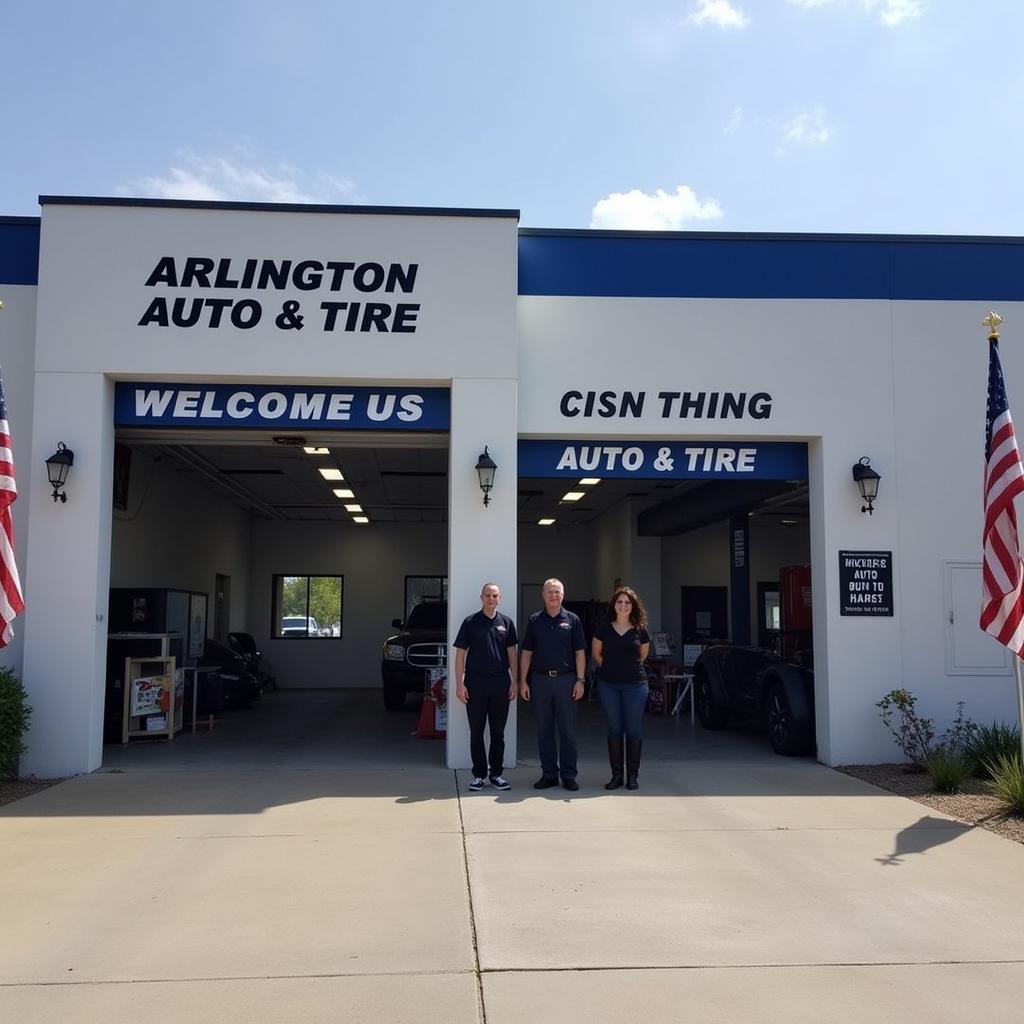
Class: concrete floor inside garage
99,687,782,774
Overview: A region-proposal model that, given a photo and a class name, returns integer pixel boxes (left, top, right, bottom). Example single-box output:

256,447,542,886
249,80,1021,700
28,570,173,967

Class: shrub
985,753,1024,815
0,667,32,779
876,691,977,769
925,748,973,794
967,722,1022,778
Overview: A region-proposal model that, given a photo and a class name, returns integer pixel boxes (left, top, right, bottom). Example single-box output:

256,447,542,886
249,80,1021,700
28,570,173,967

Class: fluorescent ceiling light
333,488,355,499
344,504,363,513
304,447,330,455
578,478,601,486
538,518,556,526
319,468,344,481
352,516,369,524
561,491,585,502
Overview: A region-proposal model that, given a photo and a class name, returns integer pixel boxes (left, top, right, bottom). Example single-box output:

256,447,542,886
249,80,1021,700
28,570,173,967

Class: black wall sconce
45,442,74,503
852,456,880,515
475,446,496,507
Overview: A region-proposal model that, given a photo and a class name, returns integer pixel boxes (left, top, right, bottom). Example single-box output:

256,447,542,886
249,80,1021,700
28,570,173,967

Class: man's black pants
531,673,578,781
466,672,511,779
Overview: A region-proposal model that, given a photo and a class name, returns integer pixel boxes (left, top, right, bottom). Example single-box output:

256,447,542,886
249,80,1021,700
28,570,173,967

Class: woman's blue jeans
598,680,649,741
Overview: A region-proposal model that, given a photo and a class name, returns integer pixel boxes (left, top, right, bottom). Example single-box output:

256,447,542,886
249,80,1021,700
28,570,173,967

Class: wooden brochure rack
122,655,182,743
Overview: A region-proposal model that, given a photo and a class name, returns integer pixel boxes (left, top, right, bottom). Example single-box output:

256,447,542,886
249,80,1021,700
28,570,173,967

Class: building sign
137,256,421,334
517,440,807,480
839,550,893,616
559,390,772,421
114,383,450,431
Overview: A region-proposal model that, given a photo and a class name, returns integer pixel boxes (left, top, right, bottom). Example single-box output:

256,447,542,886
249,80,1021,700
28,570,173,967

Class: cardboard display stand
122,655,182,743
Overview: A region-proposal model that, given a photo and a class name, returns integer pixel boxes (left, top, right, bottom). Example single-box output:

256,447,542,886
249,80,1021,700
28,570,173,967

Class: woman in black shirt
591,586,650,790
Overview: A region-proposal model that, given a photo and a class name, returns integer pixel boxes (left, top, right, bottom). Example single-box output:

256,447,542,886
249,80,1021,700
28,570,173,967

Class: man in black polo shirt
454,582,519,792
519,578,587,791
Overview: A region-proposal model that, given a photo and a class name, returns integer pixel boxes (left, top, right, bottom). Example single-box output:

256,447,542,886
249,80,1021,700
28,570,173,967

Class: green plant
967,722,1022,778
876,691,977,768
876,689,935,767
984,753,1024,815
0,667,32,779
925,748,973,794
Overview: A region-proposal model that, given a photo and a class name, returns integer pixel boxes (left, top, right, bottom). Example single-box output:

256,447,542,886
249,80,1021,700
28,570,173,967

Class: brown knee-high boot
605,737,624,790
626,739,642,790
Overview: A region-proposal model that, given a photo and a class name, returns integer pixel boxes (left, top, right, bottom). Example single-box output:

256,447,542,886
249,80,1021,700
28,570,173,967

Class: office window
272,575,343,638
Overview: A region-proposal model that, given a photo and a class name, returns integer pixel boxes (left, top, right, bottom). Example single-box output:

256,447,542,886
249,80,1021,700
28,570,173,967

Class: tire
765,679,813,756
383,682,407,711
695,671,729,730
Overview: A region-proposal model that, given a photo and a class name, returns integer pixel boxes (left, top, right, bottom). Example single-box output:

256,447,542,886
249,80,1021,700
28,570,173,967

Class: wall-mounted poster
652,633,673,657
130,675,169,716
839,550,893,616
188,594,207,660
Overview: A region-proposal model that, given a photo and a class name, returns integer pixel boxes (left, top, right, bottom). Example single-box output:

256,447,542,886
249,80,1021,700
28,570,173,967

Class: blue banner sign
114,383,450,431
518,440,808,480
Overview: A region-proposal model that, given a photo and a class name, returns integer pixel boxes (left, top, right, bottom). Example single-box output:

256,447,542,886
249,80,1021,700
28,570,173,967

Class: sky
2,0,1023,234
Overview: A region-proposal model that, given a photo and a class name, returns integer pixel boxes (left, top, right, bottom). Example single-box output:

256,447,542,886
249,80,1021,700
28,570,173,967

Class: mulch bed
837,763,1024,845
0,778,61,809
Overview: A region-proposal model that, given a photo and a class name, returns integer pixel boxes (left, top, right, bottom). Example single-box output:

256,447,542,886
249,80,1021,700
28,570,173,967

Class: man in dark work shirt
519,578,587,791
454,583,519,792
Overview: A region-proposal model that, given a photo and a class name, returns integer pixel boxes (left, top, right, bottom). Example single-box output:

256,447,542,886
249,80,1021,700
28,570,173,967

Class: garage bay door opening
102,381,450,768
516,437,815,760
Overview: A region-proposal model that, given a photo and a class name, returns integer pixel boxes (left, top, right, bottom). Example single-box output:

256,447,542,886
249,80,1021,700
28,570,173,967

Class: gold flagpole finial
984,310,1004,339
0,299,5,311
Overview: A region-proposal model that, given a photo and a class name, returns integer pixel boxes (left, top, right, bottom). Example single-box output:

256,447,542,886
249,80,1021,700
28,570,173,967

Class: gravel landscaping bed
0,778,61,808
837,763,1024,845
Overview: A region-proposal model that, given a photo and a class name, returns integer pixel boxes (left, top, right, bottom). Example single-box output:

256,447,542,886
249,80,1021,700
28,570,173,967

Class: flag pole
984,310,1024,766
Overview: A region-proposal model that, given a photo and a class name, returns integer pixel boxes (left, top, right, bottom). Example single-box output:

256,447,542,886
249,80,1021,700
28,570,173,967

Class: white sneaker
468,777,487,792
490,776,511,791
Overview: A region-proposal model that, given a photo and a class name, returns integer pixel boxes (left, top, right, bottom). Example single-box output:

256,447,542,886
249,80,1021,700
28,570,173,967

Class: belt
536,669,571,677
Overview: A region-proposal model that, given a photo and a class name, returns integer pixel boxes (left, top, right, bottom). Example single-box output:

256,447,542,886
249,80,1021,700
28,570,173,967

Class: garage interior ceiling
119,435,809,531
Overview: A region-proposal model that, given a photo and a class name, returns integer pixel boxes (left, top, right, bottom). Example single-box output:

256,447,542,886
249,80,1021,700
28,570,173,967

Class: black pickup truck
381,600,447,710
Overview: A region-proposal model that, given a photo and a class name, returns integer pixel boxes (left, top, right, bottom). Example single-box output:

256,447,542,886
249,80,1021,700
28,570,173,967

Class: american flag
981,334,1024,653
0,370,25,648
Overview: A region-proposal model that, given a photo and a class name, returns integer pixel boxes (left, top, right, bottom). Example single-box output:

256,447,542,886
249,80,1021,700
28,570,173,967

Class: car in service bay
381,599,447,710
692,644,816,756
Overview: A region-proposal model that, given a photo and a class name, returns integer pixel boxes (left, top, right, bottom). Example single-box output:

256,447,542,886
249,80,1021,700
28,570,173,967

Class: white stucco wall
249,518,447,689
110,449,251,631
22,201,519,775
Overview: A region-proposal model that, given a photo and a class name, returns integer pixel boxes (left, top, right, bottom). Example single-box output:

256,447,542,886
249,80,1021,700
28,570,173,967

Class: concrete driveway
2,693,1024,1022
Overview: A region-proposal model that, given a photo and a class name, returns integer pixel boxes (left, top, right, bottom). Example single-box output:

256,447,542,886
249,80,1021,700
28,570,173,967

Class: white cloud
779,107,831,149
688,0,749,29
121,151,360,204
590,185,724,230
786,0,924,27
724,106,744,135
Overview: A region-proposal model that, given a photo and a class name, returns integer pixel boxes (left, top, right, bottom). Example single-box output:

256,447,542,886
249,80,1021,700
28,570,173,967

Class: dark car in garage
195,637,263,712
381,599,447,710
693,644,816,756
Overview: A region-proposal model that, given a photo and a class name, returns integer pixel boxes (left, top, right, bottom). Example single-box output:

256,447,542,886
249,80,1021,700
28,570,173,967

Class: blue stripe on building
517,230,1024,301
0,218,40,286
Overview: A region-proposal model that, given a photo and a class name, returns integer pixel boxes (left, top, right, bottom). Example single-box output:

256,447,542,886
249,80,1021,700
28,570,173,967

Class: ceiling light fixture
304,446,329,455
561,491,585,502
538,518,556,526
352,516,369,524
319,468,344,481
344,503,363,513
333,488,355,499
578,478,601,486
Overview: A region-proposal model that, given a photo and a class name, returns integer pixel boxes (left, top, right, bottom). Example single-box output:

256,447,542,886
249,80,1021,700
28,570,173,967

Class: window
404,575,447,620
272,575,343,638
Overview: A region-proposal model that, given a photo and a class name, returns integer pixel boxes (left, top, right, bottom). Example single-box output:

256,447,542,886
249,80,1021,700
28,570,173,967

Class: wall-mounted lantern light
852,456,880,515
475,446,497,507
45,442,74,503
